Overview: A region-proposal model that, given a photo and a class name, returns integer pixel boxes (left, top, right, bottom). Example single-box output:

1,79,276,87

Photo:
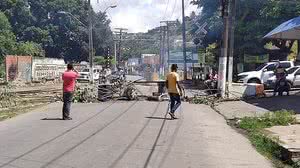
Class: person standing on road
62,64,79,120
166,64,183,119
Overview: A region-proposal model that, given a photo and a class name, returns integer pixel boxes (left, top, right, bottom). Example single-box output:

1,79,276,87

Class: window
279,62,291,69
295,69,300,76
265,64,277,71
287,67,299,74
255,63,267,71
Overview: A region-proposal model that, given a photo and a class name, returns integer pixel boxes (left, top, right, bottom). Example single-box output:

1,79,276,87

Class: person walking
166,64,183,119
62,64,79,120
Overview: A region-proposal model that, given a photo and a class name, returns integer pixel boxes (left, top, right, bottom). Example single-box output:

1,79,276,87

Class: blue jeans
169,93,181,113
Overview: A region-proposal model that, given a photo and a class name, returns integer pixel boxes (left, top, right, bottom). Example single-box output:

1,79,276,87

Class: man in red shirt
62,64,79,120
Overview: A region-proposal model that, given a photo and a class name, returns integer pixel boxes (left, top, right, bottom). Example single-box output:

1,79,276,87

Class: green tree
94,56,115,66
94,56,106,65
0,0,33,34
0,12,17,58
20,26,53,47
205,43,218,67
16,41,45,57
0,0,113,62
191,0,300,62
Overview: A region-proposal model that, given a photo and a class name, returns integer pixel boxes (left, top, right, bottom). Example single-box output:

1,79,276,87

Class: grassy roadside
237,110,298,168
0,103,49,121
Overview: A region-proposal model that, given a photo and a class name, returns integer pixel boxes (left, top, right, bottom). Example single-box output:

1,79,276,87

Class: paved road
0,101,272,168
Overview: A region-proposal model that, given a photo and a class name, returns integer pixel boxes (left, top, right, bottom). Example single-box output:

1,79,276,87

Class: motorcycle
273,73,290,96
204,79,218,95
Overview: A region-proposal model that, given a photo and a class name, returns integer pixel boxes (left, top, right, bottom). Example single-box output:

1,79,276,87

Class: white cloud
92,0,200,33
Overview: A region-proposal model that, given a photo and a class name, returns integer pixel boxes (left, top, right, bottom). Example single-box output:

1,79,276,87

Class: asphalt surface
0,101,272,168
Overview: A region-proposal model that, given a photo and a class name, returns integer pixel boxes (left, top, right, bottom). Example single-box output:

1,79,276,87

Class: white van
237,61,294,84
77,68,101,82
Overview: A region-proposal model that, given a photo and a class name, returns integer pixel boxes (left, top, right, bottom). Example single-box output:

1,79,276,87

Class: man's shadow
145,117,174,120
41,118,64,120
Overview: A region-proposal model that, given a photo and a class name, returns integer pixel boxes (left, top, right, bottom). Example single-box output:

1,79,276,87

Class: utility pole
218,0,230,97
159,26,163,76
114,40,117,71
88,0,94,83
160,26,169,75
167,25,170,71
161,21,177,73
228,0,236,87
114,28,128,69
182,0,188,80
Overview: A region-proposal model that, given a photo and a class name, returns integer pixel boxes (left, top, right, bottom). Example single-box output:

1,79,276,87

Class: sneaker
63,117,72,120
168,112,176,120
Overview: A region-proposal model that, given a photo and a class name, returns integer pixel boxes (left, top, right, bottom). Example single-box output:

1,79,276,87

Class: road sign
195,22,208,36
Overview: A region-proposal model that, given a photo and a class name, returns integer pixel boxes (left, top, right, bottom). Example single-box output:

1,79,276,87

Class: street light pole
58,3,116,82
228,0,236,87
88,0,94,83
87,2,116,83
182,0,187,80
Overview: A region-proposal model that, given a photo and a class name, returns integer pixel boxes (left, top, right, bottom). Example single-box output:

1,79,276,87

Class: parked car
237,61,294,84
265,66,300,89
77,68,101,82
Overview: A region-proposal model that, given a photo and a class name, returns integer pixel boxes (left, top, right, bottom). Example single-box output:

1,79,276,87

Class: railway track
0,85,62,110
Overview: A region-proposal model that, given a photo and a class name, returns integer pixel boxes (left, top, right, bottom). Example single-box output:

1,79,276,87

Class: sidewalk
215,97,300,162
215,100,269,120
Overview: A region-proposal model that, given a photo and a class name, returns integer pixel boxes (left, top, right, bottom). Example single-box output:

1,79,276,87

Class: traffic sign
195,22,208,35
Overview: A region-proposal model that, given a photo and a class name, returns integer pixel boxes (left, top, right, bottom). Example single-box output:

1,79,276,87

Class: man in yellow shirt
166,64,183,119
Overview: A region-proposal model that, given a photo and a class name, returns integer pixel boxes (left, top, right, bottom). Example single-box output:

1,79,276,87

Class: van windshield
255,63,267,71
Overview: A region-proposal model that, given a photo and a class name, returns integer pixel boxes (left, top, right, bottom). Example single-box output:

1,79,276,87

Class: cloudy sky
92,0,199,33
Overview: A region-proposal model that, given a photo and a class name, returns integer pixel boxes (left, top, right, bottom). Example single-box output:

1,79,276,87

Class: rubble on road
74,83,98,103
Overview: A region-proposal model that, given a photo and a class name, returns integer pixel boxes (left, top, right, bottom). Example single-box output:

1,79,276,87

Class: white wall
31,58,66,81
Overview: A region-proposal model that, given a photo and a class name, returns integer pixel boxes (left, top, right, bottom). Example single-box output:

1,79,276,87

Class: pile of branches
74,84,98,103
0,85,17,109
190,95,220,107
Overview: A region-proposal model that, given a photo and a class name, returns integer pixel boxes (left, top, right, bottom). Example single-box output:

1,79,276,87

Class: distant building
166,51,198,70
141,54,160,65
128,58,141,67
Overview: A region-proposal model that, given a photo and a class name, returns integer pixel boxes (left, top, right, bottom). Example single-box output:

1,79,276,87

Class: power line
163,0,170,20
185,0,190,11
170,0,178,19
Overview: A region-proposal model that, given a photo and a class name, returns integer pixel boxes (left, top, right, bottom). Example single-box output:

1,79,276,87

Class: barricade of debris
0,84,17,109
74,83,98,103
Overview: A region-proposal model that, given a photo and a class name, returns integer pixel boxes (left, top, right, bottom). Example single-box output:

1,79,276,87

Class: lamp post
58,4,116,83
181,0,187,80
104,5,117,13
57,11,86,27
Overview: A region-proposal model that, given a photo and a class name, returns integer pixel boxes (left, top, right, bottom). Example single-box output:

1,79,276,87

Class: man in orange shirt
166,64,183,119
62,64,79,120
